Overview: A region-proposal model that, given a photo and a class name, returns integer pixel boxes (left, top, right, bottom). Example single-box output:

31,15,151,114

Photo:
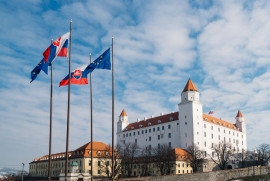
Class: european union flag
30,58,48,83
85,48,111,74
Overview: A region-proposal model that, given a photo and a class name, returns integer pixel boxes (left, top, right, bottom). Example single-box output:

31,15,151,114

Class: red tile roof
123,112,178,132
236,110,244,118
203,114,240,132
182,79,198,92
120,109,127,116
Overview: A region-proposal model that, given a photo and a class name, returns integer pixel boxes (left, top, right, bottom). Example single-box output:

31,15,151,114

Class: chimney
144,116,147,121
137,118,140,122
151,115,154,118
160,112,163,116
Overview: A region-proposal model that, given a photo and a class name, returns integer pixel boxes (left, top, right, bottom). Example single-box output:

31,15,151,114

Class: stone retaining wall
118,166,270,181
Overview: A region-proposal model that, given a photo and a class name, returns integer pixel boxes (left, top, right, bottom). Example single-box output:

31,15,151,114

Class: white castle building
117,79,247,157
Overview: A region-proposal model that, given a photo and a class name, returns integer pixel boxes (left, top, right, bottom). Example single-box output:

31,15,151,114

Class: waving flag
59,48,111,87
208,110,214,114
59,64,89,87
43,32,70,65
30,58,49,83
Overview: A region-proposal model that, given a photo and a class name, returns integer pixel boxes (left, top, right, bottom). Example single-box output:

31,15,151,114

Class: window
169,142,171,147
178,170,180,173
149,136,151,141
97,151,101,156
212,143,213,148
138,131,140,135
98,170,101,174
218,128,220,132
157,127,160,131
89,160,91,166
204,141,206,147
178,163,180,167
158,135,160,140
182,163,185,167
129,133,131,136
158,144,160,149
211,126,213,130
123,134,125,138
133,132,135,136
197,132,199,135
204,132,206,137
106,152,109,156
106,161,109,166
183,170,184,173
211,134,213,139
153,128,156,132
158,120,161,123
170,117,173,121
204,124,206,128
185,122,187,125
142,130,144,134
168,133,171,138
168,125,171,129
161,134,164,139
145,129,147,133
185,115,187,119
135,139,137,144
177,123,179,125
98,161,101,166
162,126,164,130
126,133,128,137
218,135,220,140
149,129,151,133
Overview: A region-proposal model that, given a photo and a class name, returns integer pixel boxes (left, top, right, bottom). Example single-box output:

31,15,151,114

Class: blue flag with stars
30,58,48,83
85,48,111,74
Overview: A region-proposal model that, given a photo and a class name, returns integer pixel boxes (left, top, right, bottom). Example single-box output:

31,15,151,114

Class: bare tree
210,141,235,170
118,142,139,177
187,144,206,172
140,146,152,176
252,144,270,166
152,144,174,175
236,149,249,168
100,144,122,179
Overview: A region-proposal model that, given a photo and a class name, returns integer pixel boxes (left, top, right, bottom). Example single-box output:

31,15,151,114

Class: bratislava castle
117,79,247,156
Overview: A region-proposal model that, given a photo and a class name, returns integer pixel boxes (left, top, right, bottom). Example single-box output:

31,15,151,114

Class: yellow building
29,142,120,178
123,148,193,177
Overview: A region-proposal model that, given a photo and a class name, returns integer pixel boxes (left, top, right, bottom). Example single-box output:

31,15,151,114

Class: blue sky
1,0,270,171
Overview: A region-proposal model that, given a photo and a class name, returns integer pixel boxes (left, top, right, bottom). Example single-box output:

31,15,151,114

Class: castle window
162,126,164,130
138,131,140,135
149,136,151,141
157,127,160,131
168,133,171,138
153,128,156,132
149,129,151,133
145,129,147,133
158,135,160,140
142,130,144,134
133,132,135,136
168,124,171,129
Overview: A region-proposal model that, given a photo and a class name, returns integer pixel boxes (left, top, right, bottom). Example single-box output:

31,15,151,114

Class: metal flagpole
65,18,72,181
48,39,53,181
111,35,115,181
89,52,93,181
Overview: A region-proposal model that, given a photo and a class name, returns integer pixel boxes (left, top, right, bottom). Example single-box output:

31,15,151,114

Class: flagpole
111,35,115,181
89,52,93,181
65,18,72,181
48,39,53,181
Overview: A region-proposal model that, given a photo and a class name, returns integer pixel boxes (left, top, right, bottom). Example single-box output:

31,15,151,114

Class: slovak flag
59,64,89,87
208,110,214,114
43,32,70,65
